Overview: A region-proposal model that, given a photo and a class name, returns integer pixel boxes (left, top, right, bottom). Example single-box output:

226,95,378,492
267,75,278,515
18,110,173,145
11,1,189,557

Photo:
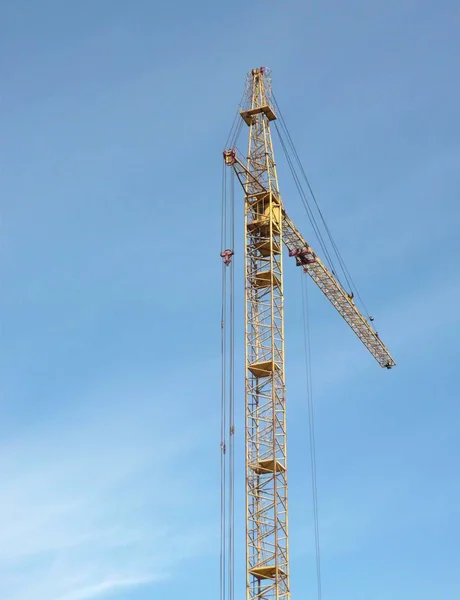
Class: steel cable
272,93,372,318
301,274,323,600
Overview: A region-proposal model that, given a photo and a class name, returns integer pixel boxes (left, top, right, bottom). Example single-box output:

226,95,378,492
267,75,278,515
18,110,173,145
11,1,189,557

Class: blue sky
1,1,459,599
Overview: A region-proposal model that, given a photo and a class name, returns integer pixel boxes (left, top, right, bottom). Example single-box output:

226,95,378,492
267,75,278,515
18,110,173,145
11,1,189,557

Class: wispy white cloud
0,365,218,600
56,576,157,600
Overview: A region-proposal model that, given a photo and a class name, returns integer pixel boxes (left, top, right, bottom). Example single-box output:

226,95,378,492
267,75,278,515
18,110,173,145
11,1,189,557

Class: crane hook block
220,249,234,266
289,247,316,266
223,149,236,166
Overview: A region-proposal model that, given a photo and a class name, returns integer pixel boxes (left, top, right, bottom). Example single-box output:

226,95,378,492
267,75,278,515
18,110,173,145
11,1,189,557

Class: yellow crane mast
222,67,395,600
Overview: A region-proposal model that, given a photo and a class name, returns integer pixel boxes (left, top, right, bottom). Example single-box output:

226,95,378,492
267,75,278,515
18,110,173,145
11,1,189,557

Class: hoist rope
220,160,235,600
301,274,323,600
228,169,235,600
220,161,228,600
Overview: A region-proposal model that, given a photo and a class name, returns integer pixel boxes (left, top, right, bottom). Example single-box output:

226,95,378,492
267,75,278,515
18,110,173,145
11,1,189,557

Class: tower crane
220,67,395,600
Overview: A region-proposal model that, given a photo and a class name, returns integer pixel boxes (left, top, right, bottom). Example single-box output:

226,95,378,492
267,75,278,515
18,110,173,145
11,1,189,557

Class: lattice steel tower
241,67,289,600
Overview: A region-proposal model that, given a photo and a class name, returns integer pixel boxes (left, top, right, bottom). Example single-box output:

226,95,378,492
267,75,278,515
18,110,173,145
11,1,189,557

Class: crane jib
223,149,396,370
